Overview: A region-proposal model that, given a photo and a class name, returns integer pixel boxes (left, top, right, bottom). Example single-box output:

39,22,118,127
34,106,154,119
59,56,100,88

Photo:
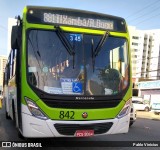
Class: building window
132,36,139,39
132,49,139,52
132,42,138,46
144,38,147,40
143,56,146,59
143,49,146,52
134,49,138,52
132,55,138,58
149,39,153,42
132,60,137,63
144,44,147,46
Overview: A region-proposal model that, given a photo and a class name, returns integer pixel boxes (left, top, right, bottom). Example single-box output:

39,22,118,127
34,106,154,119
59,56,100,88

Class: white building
0,18,17,91
128,26,144,80
0,56,7,91
7,18,17,56
128,26,160,83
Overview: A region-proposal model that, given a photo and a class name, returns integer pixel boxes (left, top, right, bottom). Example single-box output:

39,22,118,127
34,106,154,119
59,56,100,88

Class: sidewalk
137,111,160,120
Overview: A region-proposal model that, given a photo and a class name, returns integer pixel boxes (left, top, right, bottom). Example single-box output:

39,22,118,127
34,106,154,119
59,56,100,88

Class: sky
0,0,160,56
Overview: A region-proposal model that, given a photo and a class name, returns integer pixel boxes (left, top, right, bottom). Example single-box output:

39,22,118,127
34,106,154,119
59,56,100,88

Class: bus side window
7,56,11,83
12,49,17,76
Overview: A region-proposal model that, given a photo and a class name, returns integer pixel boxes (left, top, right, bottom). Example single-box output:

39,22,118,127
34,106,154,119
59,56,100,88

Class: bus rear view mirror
11,26,19,49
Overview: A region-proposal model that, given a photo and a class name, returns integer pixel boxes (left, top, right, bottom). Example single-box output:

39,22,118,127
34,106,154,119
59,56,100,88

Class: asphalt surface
0,103,160,150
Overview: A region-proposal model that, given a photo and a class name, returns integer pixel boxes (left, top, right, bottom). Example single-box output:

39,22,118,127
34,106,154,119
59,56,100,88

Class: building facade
0,56,7,92
128,26,160,83
129,26,160,100
0,18,16,92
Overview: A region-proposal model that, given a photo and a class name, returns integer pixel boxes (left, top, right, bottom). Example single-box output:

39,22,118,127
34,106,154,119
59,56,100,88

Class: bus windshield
27,29,129,96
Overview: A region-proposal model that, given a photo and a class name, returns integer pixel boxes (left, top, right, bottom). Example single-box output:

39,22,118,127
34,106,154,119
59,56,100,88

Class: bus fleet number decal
59,111,75,119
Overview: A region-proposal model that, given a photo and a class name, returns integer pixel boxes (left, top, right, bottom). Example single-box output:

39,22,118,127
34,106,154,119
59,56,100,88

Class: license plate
74,130,94,137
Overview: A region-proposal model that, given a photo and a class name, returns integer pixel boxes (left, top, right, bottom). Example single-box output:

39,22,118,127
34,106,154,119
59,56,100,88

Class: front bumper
21,104,130,138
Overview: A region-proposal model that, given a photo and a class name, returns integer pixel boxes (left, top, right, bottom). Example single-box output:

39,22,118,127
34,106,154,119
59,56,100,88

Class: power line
126,0,160,19
128,6,160,23
0,25,7,31
135,11,160,25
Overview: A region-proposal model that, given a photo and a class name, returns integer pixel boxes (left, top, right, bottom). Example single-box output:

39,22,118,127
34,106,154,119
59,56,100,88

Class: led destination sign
26,7,126,32
43,13,114,30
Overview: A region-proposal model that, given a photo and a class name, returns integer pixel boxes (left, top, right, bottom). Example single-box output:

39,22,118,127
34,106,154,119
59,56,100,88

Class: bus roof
24,6,127,32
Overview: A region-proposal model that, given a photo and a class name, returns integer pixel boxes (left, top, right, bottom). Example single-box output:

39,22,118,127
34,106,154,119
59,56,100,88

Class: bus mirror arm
11,16,22,50
11,26,19,49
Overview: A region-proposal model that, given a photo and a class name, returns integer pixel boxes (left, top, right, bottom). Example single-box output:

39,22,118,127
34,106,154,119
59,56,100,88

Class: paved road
0,105,160,149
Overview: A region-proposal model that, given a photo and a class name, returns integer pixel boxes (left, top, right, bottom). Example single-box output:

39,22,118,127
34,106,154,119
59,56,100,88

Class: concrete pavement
137,111,160,120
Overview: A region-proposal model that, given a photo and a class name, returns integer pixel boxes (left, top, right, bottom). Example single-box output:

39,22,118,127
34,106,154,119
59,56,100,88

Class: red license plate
74,130,94,137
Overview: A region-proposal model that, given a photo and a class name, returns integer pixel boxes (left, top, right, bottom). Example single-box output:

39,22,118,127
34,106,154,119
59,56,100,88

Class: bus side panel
8,76,18,125
3,85,9,115
16,47,23,132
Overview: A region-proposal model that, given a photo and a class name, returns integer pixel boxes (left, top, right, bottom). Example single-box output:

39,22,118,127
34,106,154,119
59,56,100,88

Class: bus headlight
25,97,48,120
117,99,131,119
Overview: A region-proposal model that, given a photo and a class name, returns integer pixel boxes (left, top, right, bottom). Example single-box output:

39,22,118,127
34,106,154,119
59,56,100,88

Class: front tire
5,100,11,119
129,122,133,127
12,102,16,125
18,130,25,139
6,111,11,119
145,107,149,112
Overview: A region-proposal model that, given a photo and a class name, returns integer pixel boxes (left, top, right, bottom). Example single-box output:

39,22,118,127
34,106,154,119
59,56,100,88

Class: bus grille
54,122,113,136
42,99,121,109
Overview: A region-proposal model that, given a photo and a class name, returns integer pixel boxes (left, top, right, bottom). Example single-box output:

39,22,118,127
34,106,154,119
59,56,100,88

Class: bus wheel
6,111,11,119
18,130,25,140
145,107,149,112
129,122,133,127
12,102,16,125
5,103,11,119
5,101,11,119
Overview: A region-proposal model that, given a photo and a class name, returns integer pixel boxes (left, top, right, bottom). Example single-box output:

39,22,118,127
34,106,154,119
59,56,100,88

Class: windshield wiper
91,31,109,72
55,26,75,68
94,31,109,57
